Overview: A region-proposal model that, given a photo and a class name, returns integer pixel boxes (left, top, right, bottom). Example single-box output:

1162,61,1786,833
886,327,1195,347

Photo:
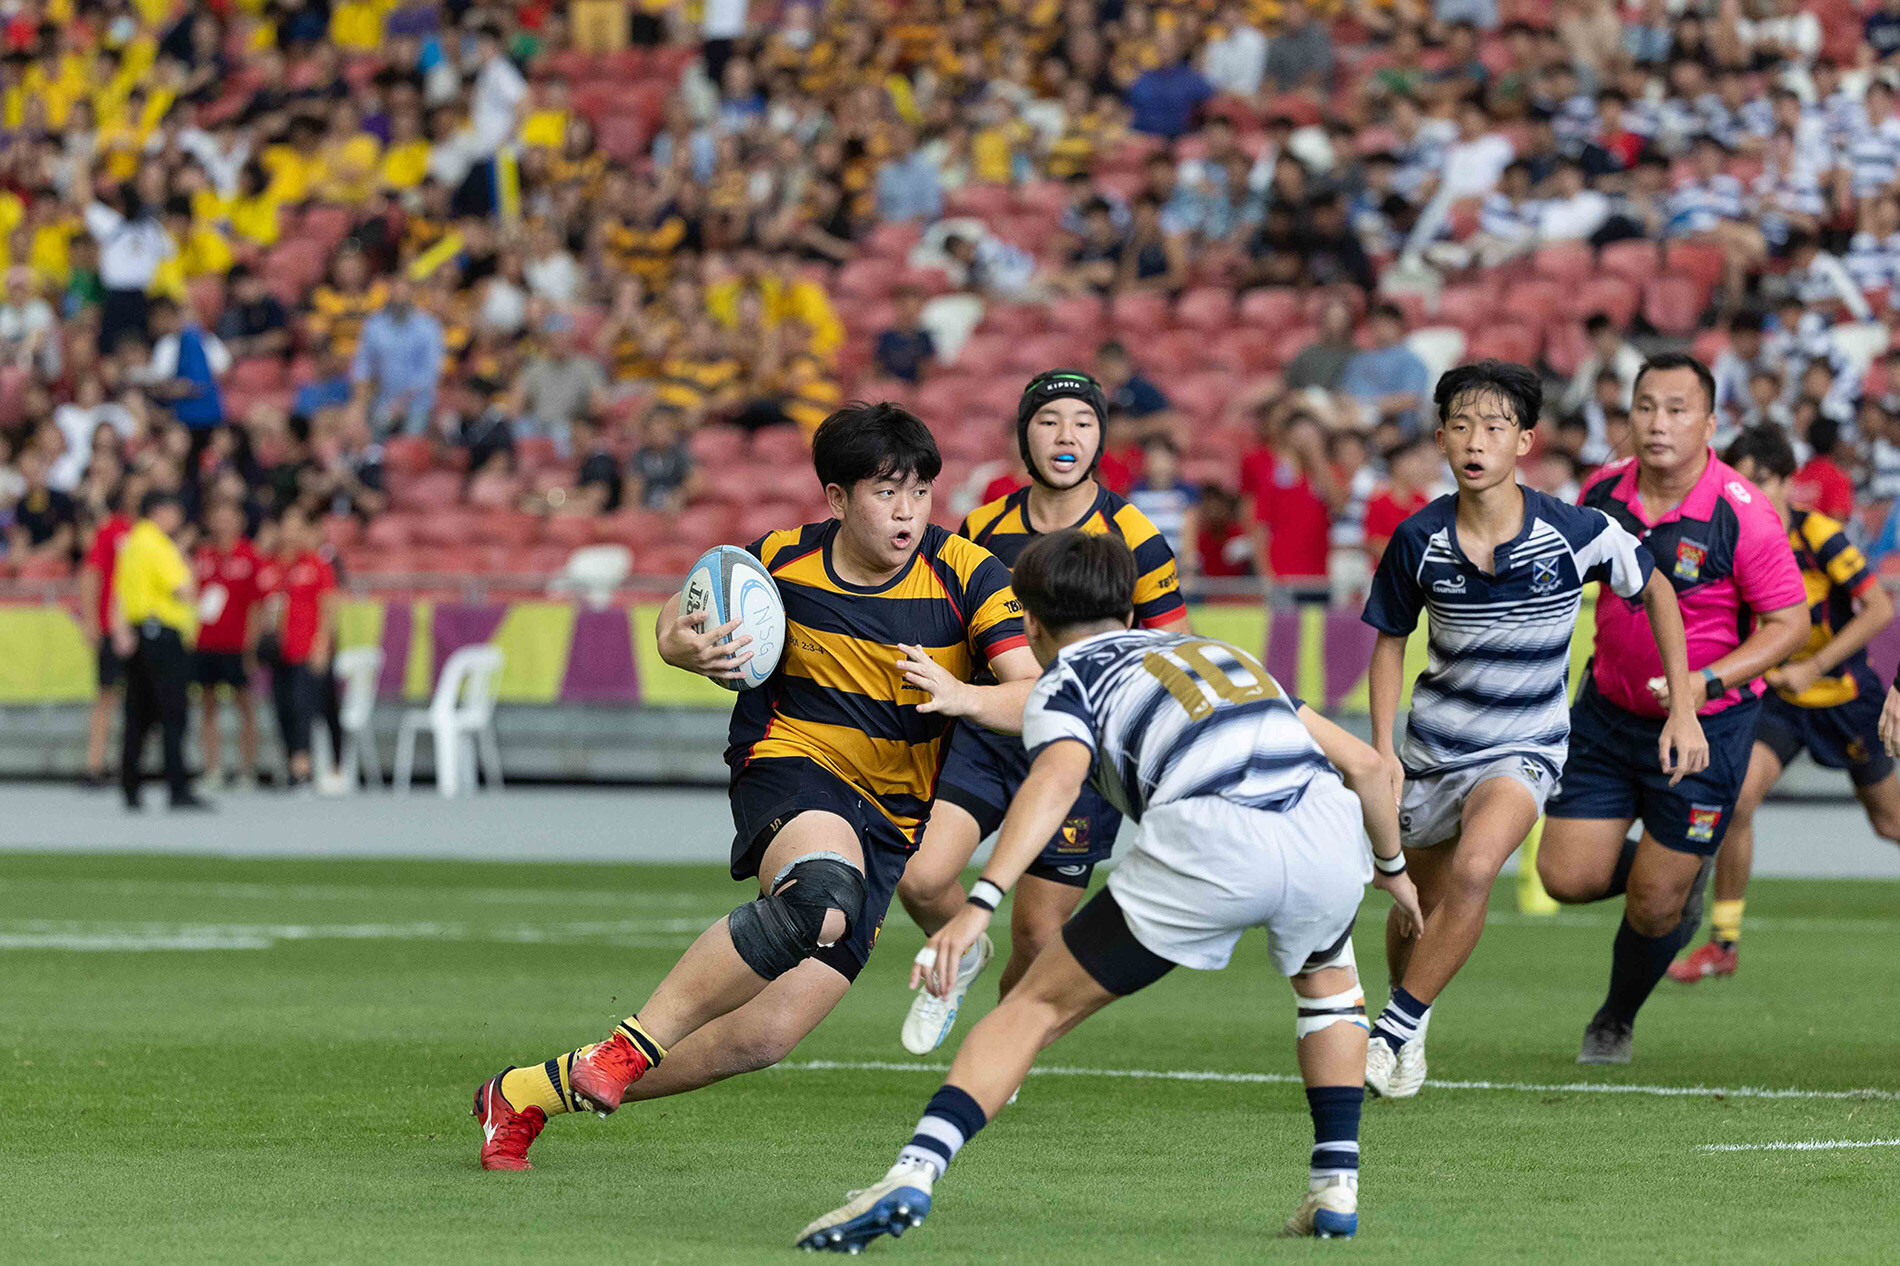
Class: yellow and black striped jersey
959,484,1187,629
1779,507,1881,709
729,521,1026,845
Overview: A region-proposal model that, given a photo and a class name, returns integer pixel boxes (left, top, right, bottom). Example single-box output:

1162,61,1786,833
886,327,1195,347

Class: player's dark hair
1808,414,1842,458
1721,424,1797,480
811,402,942,490
1011,529,1136,635
1633,352,1717,412
1434,359,1542,430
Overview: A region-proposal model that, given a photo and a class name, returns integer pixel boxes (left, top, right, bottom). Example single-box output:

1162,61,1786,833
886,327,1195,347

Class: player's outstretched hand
913,904,993,998
897,644,975,717
1657,709,1709,787
1375,868,1423,938
658,608,754,681
1881,685,1900,758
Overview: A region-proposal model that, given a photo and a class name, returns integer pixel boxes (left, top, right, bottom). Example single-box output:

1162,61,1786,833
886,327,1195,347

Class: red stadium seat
1301,285,1368,326
1014,181,1072,218
1238,287,1301,332
687,425,748,466
1111,291,1171,337
513,436,561,473
738,499,806,543
944,185,1014,221
1691,328,1729,365
669,501,742,548
1567,275,1641,327
321,515,361,552
474,511,540,547
228,357,287,394
1598,239,1661,286
976,304,1045,338
363,516,416,550
1643,276,1707,335
750,426,810,469
1007,332,1091,375
863,221,922,260
1270,325,1319,368
187,276,226,326
1046,294,1110,335
956,332,1013,377
835,258,903,301
1206,327,1276,372
413,507,485,547
1174,287,1236,332
404,471,464,509
1435,283,1497,333
1144,329,1208,376
1468,322,1540,365
637,542,707,579
1542,321,1591,378
1531,241,1596,283
915,374,978,425
1499,278,1567,333
1169,371,1241,423
1663,240,1727,291
382,436,437,477
599,508,666,548
541,515,600,548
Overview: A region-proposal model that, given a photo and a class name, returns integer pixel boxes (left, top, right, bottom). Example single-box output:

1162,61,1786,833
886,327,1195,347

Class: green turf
3,851,1896,1264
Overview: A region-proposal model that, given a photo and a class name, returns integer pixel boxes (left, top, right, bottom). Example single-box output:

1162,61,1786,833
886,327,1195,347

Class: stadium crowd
1,0,1899,609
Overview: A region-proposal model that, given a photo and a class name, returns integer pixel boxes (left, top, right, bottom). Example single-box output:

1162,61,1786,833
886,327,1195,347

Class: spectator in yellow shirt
111,490,208,811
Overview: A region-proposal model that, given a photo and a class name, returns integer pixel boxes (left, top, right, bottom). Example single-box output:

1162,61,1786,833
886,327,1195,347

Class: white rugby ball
680,545,786,691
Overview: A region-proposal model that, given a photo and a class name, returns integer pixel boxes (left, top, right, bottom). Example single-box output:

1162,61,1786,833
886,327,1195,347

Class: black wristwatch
1700,667,1725,699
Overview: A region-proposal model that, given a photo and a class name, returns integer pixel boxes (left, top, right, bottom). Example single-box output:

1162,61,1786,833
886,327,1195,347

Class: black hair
1720,424,1798,480
1434,359,1543,430
140,490,181,517
1584,312,1614,335
1808,414,1842,458
811,401,942,490
1010,529,1136,635
1632,352,1717,412
1371,301,1407,325
1729,310,1765,333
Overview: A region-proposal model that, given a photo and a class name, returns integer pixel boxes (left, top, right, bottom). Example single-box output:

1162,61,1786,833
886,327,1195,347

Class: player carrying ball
470,403,1044,1170
897,368,1187,1057
1360,360,1706,1098
1670,426,1899,982
796,531,1422,1252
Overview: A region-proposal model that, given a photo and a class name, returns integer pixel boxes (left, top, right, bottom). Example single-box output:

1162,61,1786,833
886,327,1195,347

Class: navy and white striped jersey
1022,629,1330,821
1361,489,1655,780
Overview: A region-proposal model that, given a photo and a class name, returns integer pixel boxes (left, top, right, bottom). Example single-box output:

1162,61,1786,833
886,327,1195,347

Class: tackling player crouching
796,530,1421,1252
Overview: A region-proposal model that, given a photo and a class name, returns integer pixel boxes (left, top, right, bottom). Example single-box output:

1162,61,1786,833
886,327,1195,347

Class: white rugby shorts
1399,753,1556,849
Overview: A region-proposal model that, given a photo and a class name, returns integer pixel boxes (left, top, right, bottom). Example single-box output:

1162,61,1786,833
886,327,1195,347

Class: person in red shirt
1362,436,1442,567
1192,484,1254,601
193,498,265,788
1790,415,1855,521
77,481,140,787
265,508,339,789
1239,403,1345,600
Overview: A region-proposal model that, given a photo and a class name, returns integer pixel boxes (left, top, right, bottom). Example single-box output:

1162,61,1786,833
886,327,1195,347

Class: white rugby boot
1364,1033,1427,1099
1282,1175,1358,1238
901,934,993,1055
796,1161,935,1253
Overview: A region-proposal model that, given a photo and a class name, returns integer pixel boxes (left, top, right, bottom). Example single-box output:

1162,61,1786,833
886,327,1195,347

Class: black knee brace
728,854,868,980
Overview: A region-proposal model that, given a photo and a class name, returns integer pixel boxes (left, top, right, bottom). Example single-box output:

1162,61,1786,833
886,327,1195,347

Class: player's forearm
1807,586,1893,674
978,756,1087,893
1709,605,1812,691
1367,634,1406,755
959,677,1035,734
1640,570,1697,708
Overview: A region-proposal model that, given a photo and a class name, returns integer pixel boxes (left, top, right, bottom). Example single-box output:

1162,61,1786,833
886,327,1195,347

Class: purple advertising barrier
1322,615,1380,711
560,607,642,702
1263,608,1303,688
431,604,509,680
377,602,412,700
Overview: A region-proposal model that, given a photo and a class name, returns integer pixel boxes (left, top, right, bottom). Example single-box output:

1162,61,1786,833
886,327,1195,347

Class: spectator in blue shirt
874,122,944,222
1125,28,1215,139
1128,434,1200,565
350,278,445,437
1097,341,1171,420
874,287,937,383
291,339,353,426
1339,303,1431,436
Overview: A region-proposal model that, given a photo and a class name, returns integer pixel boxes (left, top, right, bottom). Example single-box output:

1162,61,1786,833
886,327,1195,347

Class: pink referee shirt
1579,450,1806,719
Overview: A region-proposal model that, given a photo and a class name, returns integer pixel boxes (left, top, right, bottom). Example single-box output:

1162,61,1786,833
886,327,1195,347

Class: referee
112,491,211,812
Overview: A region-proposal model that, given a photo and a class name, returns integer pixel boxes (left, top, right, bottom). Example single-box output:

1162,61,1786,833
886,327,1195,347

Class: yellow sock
500,1052,583,1117
613,1015,668,1068
1711,899,1744,946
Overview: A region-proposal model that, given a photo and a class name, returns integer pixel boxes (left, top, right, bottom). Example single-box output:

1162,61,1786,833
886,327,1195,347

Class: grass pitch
3,850,1897,1264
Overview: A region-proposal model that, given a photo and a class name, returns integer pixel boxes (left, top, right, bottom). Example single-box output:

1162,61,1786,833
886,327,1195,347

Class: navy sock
1306,1085,1363,1186
896,1084,989,1179
1371,985,1430,1053
1604,837,1640,898
1602,915,1685,1024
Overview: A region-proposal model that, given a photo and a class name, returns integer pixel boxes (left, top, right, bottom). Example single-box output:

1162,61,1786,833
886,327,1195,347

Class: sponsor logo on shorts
1687,806,1722,842
1055,864,1088,877
1530,557,1561,595
1674,540,1707,582
1431,574,1467,594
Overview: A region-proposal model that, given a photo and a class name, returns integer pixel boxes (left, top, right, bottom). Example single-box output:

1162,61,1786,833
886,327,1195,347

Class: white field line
0,916,718,951
1698,1138,1900,1153
0,877,722,908
778,1059,1900,1103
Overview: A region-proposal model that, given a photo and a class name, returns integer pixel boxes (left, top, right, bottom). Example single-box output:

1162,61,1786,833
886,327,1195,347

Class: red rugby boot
1666,940,1738,983
568,1022,662,1116
473,1070,546,1171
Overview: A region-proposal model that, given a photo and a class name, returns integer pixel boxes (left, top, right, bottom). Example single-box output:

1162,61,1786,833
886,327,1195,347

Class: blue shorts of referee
1546,679,1762,857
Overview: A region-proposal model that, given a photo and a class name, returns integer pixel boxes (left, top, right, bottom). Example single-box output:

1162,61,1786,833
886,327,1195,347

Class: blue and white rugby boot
1282,1176,1358,1239
796,1161,935,1253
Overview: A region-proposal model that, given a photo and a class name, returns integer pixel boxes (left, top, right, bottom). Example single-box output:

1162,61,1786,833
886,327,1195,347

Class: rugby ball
680,545,786,691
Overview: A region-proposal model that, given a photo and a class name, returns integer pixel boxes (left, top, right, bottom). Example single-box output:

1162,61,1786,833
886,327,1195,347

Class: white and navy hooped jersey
1022,629,1330,821
1361,488,1655,781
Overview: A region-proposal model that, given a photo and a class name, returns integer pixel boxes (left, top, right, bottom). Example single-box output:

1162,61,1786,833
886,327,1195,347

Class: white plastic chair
317,646,385,791
1405,326,1469,400
393,644,505,797
547,544,632,609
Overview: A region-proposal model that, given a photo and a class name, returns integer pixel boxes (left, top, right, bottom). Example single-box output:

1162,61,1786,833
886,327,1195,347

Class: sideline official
112,491,212,811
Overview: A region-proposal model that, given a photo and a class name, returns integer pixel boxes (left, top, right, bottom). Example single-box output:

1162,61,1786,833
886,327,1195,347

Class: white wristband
1373,852,1407,875
968,879,1006,911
